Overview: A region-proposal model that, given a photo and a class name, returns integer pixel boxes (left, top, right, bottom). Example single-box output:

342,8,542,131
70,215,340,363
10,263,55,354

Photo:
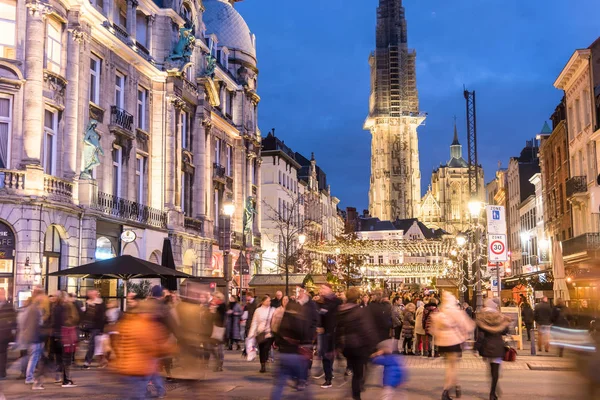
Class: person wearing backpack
475,299,511,400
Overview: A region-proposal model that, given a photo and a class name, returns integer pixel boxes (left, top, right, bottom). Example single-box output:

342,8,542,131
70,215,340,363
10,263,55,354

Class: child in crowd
371,339,407,400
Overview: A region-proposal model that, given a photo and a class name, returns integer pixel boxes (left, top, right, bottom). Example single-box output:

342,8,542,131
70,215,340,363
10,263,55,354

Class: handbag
211,325,226,341
503,346,517,362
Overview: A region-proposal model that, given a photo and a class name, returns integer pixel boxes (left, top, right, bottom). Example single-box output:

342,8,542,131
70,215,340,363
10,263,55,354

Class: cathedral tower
364,0,425,220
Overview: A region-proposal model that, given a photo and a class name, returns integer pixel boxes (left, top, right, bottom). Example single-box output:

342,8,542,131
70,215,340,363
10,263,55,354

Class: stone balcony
43,175,73,202
566,176,587,199
93,190,167,229
0,169,75,203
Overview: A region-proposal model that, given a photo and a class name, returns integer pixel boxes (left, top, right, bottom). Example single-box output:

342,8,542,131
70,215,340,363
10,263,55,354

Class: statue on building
166,27,195,64
243,196,256,247
203,53,217,78
80,119,103,179
237,66,249,86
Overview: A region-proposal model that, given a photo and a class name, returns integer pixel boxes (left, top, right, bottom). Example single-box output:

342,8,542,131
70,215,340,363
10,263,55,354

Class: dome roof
203,0,256,59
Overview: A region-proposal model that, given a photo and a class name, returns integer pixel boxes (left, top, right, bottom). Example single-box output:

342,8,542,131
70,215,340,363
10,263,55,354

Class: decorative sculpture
203,53,217,78
80,119,103,178
166,27,195,63
242,196,257,246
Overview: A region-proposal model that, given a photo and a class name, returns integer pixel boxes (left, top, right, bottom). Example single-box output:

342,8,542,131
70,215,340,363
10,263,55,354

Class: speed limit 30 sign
488,234,508,262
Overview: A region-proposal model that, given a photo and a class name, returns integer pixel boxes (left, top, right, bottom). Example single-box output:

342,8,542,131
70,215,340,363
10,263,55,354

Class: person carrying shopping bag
431,292,475,400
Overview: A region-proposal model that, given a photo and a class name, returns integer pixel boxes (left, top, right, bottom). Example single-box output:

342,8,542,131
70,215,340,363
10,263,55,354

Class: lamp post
468,200,484,312
456,233,467,303
223,202,235,303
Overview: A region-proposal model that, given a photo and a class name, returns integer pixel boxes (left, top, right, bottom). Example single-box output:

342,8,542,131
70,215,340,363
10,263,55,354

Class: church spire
451,116,460,145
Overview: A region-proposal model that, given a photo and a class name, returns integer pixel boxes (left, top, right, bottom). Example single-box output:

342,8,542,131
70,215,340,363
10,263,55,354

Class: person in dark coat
551,298,570,357
83,289,106,368
422,298,438,357
401,303,416,355
296,285,318,387
521,301,535,341
241,293,257,357
316,283,341,388
0,288,15,378
210,292,227,371
336,288,376,400
367,290,392,346
534,296,553,352
476,299,511,400
270,291,283,310
226,295,243,350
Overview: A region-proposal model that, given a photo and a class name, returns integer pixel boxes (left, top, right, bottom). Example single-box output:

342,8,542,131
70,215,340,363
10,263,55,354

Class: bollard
530,328,536,355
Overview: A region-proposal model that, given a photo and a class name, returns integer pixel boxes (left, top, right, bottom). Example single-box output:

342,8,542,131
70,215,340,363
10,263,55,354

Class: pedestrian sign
486,205,507,235
488,234,508,262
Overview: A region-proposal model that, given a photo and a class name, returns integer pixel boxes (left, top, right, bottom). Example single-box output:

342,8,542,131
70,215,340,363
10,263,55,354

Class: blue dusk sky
237,0,600,212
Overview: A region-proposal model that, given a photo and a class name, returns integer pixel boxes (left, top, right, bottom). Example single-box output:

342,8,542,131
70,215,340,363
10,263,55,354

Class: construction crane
464,88,478,197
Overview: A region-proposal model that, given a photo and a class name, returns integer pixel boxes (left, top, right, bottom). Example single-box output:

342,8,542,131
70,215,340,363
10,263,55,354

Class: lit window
43,109,58,175
0,0,16,59
112,146,122,198
115,72,125,109
137,87,147,131
135,154,146,204
46,19,62,74
89,55,101,104
0,96,12,169
181,171,193,216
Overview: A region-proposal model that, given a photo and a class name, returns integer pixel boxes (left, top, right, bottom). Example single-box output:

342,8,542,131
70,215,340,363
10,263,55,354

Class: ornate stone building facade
419,124,484,234
365,0,425,221
0,0,261,303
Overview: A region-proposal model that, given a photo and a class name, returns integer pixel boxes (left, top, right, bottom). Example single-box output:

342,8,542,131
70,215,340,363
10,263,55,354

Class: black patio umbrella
48,255,191,307
47,255,191,280
160,238,178,291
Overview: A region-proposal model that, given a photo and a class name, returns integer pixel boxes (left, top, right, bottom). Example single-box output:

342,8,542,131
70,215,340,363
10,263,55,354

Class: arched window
44,225,63,293
95,236,116,260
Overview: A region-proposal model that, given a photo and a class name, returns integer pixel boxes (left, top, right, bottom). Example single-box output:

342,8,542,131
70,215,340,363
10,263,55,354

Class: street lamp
222,202,235,302
468,200,484,312
456,233,467,247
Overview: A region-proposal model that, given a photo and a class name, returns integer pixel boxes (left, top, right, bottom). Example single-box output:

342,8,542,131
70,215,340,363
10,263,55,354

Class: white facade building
0,0,262,303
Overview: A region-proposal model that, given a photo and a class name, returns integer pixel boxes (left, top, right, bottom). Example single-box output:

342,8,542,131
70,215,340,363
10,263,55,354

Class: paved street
0,348,589,399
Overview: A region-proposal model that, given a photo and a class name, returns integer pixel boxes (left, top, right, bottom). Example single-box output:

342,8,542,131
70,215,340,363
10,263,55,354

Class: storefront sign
120,230,137,243
0,222,15,260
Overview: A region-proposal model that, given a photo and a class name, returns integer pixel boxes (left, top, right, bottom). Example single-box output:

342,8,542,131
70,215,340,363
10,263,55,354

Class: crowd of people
0,282,596,400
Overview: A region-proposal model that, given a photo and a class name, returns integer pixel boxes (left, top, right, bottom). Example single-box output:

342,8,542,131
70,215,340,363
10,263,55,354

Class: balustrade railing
562,232,600,258
0,169,25,190
184,217,204,234
566,176,587,198
213,163,226,179
112,23,129,42
110,106,134,132
44,175,73,200
93,191,167,228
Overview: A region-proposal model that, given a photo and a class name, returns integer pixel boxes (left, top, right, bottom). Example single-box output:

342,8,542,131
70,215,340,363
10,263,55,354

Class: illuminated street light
450,249,458,257
539,238,549,249
468,201,482,218
223,202,235,217
520,231,531,242
298,233,306,246
456,233,467,247
335,247,341,255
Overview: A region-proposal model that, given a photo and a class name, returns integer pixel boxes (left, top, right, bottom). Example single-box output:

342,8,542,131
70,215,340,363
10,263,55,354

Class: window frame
180,110,189,150
0,94,12,169
45,18,62,74
225,143,232,176
137,87,147,131
43,108,58,176
89,54,101,105
115,71,125,109
135,153,146,205
112,145,122,198
0,0,16,59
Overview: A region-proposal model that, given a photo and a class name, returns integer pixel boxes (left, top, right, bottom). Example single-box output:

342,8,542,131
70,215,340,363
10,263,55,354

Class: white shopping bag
94,334,108,356
246,337,257,362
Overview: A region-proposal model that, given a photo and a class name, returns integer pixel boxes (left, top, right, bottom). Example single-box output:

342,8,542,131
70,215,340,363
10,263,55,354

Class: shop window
44,225,63,293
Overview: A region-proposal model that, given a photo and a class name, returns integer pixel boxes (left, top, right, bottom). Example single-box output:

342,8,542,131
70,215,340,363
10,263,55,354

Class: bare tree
262,188,309,296
329,233,365,289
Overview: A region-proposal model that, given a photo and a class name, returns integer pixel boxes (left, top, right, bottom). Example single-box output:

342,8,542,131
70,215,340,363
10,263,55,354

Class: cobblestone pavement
0,349,588,399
